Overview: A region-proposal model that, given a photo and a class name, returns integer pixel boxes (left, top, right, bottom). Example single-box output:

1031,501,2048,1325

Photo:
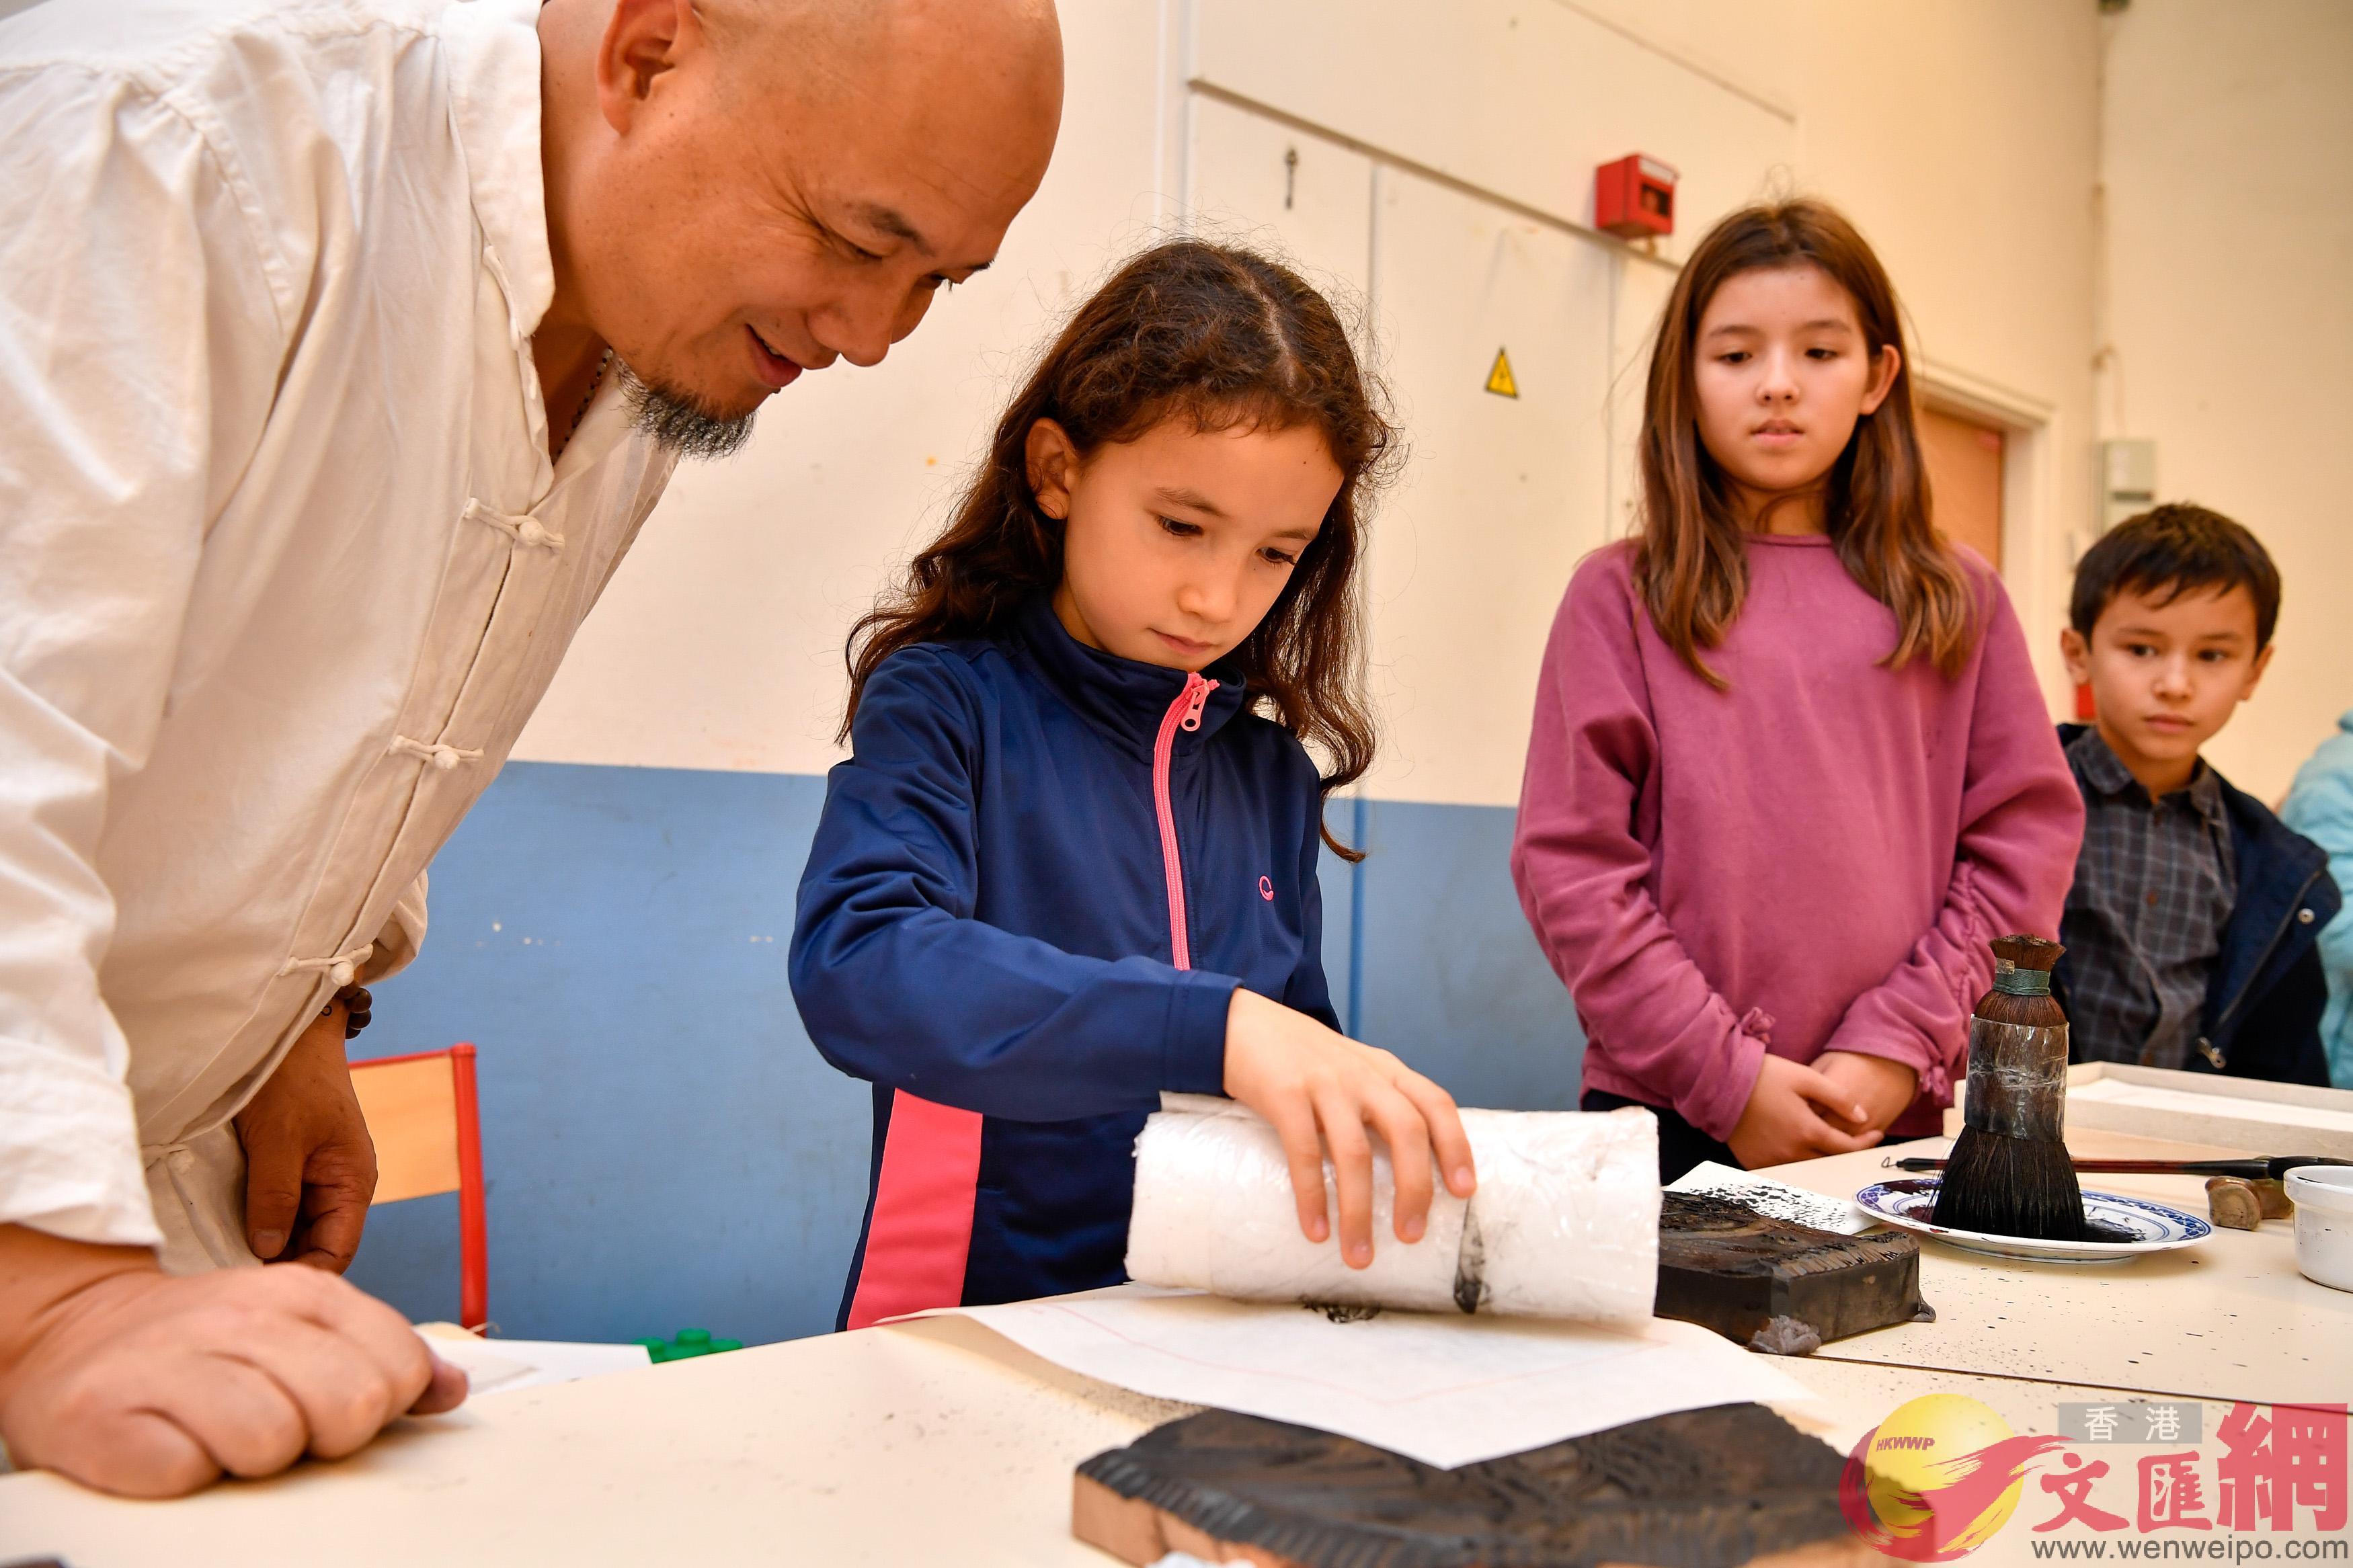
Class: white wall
2100,0,2353,802
516,3,1168,777
518,0,2112,809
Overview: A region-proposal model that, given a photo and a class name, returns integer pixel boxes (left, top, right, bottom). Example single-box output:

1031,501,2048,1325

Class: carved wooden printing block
1074,1403,1866,1567
1654,1193,1931,1353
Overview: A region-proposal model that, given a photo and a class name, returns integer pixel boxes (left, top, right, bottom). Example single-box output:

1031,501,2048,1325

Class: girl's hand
1726,1053,1884,1170
1809,1050,1919,1137
1220,987,1476,1268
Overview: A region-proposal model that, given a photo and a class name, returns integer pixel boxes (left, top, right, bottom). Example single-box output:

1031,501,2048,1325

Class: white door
1185,93,1375,305
1363,169,1616,810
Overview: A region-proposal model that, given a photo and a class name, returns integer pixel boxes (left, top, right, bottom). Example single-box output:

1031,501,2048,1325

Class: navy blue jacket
791,598,1338,1329
2054,724,2340,1085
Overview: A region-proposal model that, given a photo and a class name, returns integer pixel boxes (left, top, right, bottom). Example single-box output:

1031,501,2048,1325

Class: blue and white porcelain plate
1853,1177,2212,1264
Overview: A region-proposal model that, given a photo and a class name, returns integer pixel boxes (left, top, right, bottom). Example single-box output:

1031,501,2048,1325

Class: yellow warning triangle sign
1484,346,1519,399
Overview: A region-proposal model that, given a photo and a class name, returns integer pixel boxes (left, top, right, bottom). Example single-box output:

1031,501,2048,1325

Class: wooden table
2,1134,2339,1567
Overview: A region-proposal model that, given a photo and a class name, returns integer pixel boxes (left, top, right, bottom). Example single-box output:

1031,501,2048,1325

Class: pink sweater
1510,536,2083,1142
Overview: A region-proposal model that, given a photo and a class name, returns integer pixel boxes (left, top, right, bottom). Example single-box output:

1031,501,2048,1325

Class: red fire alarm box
1595,154,1677,239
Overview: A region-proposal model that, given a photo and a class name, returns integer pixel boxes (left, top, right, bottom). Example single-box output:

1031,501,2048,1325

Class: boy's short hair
2071,503,2282,649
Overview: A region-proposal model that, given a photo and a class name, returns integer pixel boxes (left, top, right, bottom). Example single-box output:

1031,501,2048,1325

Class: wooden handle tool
1890,1155,2350,1180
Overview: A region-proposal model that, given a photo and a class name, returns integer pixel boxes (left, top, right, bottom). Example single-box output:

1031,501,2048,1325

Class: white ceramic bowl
2285,1166,2353,1292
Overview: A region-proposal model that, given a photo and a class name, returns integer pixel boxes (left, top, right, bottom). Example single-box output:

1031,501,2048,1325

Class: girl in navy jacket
792,241,1475,1328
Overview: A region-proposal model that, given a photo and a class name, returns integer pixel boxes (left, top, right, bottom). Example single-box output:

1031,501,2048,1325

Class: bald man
0,0,1060,1497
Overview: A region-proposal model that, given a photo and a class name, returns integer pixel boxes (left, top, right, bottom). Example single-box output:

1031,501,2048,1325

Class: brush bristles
1931,1125,2087,1241
1973,989,2057,1029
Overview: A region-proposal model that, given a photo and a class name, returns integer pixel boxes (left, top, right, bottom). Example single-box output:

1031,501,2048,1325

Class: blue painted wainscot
350,762,1584,1345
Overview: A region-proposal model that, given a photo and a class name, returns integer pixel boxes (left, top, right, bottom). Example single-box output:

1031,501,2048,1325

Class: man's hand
1221,987,1477,1269
0,1225,467,1497
1810,1050,1919,1137
1726,1053,1885,1170
235,1002,376,1270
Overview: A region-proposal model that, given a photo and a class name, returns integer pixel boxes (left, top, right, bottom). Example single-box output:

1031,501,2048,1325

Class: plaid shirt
2059,729,2237,1069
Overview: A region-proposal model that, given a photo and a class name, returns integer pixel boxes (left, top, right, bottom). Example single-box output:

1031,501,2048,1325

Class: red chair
349,1044,489,1330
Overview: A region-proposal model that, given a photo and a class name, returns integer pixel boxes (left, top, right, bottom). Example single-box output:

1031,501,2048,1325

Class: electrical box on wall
1595,155,1676,239
2098,438,2157,532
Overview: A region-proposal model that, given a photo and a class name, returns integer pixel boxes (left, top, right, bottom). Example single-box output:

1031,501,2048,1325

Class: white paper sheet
1665,1159,1878,1235
415,1324,652,1397
916,1284,1823,1470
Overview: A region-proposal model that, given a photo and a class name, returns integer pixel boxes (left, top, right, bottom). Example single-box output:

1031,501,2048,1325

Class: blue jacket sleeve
789,648,1236,1121
1281,774,1344,1034
2283,728,2353,1088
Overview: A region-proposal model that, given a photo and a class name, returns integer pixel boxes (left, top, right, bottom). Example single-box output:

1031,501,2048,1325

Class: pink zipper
1152,672,1217,971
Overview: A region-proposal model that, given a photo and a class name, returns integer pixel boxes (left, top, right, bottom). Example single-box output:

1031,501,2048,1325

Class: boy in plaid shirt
2055,505,2337,1083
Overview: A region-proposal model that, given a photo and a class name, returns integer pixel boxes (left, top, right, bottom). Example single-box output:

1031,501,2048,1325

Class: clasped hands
1727,1048,1919,1169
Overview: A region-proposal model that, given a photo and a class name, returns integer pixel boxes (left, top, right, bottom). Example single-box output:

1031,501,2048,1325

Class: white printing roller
1125,1094,1661,1324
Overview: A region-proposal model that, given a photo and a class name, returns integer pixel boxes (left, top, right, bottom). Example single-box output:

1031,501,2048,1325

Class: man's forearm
0,1225,158,1400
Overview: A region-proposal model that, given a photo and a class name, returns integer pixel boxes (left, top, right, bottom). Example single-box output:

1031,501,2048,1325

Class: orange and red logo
1839,1394,2066,1561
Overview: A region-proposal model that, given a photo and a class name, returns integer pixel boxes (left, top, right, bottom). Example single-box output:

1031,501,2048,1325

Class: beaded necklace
569,347,614,443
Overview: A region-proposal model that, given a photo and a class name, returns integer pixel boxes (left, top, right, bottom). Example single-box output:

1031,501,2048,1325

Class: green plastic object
635,1327,744,1364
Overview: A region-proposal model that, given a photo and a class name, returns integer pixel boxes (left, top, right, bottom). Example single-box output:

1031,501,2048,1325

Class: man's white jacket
0,0,678,1266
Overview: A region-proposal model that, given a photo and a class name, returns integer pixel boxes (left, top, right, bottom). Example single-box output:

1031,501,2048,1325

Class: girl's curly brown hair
841,239,1395,858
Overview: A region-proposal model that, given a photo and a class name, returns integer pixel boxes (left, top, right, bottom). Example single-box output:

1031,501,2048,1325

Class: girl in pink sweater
1511,200,2083,1179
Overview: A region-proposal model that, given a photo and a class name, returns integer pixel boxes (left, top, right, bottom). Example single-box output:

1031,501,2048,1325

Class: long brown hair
842,239,1394,857
1633,199,1976,686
